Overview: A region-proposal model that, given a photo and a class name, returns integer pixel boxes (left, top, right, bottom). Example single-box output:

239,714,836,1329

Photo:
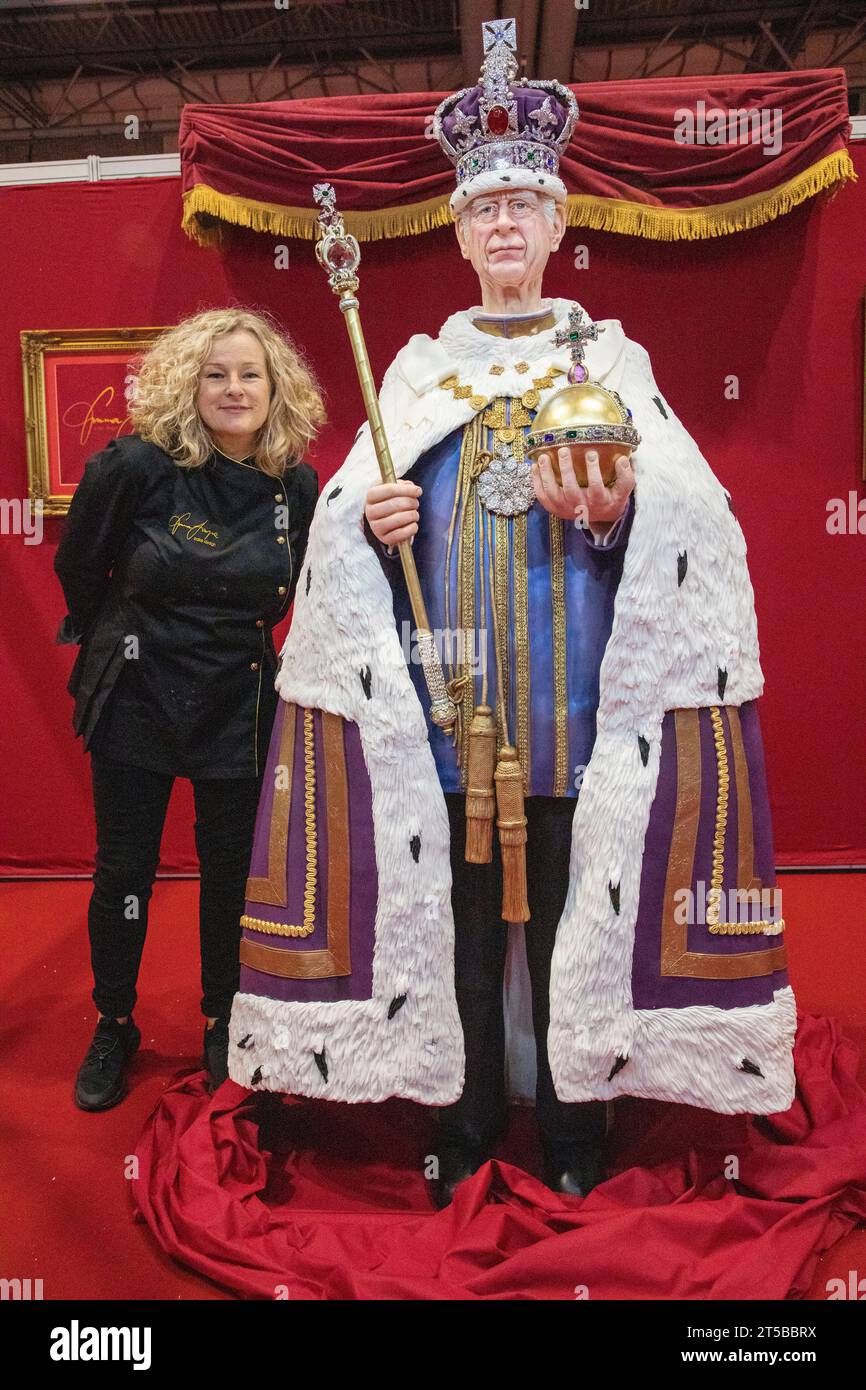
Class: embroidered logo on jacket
168,513,218,547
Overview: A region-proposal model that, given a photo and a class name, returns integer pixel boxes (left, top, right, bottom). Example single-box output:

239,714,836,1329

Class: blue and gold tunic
381,395,633,797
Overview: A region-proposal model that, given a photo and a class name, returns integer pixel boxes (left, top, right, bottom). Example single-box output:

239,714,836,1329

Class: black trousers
87,754,261,1020
437,793,606,1160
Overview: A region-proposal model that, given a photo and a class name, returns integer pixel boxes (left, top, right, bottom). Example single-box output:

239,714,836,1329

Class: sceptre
312,182,457,731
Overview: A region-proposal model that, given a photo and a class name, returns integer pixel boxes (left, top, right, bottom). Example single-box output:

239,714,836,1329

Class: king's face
455,190,564,294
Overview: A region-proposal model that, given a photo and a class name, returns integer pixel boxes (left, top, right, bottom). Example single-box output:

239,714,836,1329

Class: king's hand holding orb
531,446,635,531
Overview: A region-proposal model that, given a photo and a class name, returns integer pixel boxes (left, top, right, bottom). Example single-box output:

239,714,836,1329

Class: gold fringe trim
182,149,856,247
564,148,857,242
182,184,455,248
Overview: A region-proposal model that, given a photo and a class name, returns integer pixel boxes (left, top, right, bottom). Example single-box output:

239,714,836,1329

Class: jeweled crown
432,18,578,211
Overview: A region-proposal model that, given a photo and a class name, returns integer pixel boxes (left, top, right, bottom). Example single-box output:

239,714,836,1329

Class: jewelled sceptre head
526,305,641,487
312,182,457,732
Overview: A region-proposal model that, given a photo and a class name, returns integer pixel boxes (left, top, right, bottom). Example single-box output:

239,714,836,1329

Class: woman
55,307,325,1109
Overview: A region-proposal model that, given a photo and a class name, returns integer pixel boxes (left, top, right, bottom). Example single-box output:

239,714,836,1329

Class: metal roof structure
0,1,863,162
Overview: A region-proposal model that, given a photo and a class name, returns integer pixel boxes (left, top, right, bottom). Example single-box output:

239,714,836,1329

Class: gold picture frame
21,326,168,516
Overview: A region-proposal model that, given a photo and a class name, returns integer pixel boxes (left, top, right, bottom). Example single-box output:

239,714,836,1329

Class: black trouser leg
434,793,510,1156
192,772,262,1019
523,796,607,1158
88,754,174,1019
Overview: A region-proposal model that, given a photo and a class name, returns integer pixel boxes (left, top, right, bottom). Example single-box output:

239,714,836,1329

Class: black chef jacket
54,433,318,779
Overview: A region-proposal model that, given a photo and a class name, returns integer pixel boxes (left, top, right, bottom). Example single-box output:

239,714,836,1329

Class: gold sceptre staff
312,181,456,732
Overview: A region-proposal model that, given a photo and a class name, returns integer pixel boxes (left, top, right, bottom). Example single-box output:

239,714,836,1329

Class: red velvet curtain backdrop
180,69,854,245
1,160,865,872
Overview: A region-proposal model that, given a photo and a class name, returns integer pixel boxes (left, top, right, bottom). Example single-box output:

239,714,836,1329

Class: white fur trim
228,297,795,1115
449,168,568,214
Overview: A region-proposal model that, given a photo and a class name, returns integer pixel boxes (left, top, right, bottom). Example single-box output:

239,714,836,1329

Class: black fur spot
313,1049,328,1082
609,880,620,915
725,491,736,515
718,667,728,700
653,396,668,419
410,833,421,862
607,1055,629,1081
677,550,688,586
305,566,312,596
359,665,372,700
237,1034,253,1050
739,1058,764,1078
250,1066,262,1086
327,485,343,504
388,994,407,1020
500,174,511,181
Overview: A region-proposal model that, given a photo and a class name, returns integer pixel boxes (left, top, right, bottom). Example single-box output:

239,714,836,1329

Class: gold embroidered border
660,708,787,979
706,706,785,935
513,510,530,791
549,514,569,796
240,709,352,979
494,512,510,742
457,445,478,786
242,706,317,935
244,699,295,906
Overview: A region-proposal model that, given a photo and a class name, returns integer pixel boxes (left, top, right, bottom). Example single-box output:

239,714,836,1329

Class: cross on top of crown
554,307,604,382
483,18,516,54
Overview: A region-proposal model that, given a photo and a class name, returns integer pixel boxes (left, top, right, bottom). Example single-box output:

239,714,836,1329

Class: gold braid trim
549,514,569,796
706,706,785,935
513,510,530,792
494,513,510,749
444,413,482,770
504,399,531,790
456,422,481,786
242,706,318,938
485,507,510,743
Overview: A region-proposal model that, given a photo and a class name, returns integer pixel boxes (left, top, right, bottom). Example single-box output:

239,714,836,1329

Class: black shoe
428,1144,485,1210
74,1015,141,1112
203,1016,229,1089
542,1143,605,1199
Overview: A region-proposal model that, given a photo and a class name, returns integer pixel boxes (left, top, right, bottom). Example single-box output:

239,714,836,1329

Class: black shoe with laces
74,1014,141,1112
203,1016,230,1089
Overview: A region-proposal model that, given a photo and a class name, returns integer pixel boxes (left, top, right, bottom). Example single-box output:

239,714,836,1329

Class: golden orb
526,381,641,488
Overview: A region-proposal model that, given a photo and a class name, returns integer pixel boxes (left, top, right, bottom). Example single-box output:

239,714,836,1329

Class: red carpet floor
1,874,865,1300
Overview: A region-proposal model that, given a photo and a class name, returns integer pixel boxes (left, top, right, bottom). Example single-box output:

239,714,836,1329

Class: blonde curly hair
128,307,326,477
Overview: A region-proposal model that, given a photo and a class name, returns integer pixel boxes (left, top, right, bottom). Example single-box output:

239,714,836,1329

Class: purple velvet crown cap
440,84,572,159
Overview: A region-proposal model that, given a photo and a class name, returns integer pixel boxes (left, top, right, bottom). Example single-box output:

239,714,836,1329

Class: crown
432,18,579,214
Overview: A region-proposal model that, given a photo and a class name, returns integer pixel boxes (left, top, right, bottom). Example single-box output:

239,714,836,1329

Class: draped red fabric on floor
132,1014,866,1300
180,68,855,246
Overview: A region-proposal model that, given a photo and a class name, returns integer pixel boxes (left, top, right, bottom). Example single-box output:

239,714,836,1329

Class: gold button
250,661,259,671
277,586,287,595
255,619,264,628
274,493,282,501
277,535,286,544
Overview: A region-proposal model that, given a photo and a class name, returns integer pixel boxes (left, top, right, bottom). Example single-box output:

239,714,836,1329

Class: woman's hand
364,480,422,547
531,447,634,527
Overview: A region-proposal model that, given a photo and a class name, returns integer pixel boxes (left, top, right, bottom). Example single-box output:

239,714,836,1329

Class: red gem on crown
486,105,510,136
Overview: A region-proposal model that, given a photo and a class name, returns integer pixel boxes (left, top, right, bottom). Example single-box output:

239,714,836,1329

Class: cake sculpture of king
229,17,796,1208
